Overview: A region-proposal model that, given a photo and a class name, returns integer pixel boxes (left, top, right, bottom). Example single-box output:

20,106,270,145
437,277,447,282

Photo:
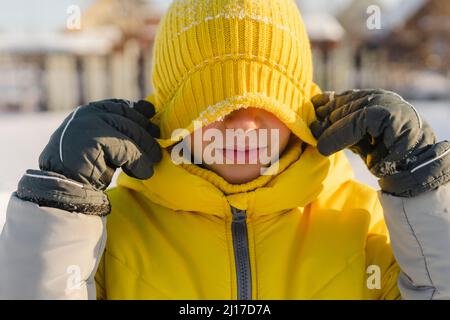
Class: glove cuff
380,141,450,197
16,169,111,216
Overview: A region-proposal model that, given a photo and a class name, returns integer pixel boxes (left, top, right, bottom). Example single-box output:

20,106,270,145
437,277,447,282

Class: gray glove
17,99,162,216
310,89,450,197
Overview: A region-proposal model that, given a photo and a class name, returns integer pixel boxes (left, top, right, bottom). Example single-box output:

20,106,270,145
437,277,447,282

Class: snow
0,111,67,232
0,100,449,231
400,71,450,100
303,13,345,42
0,28,122,55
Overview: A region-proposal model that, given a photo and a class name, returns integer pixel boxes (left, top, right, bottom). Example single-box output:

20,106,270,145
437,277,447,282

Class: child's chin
208,163,264,184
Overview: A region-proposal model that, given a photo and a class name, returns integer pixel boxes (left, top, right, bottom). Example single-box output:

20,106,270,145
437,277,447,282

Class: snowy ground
1,101,449,231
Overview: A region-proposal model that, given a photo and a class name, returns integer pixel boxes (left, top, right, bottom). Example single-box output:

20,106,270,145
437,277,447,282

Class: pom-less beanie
149,0,320,147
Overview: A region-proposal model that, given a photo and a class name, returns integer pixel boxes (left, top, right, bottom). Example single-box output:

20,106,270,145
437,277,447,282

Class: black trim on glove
17,99,162,215
380,141,450,197
17,169,111,216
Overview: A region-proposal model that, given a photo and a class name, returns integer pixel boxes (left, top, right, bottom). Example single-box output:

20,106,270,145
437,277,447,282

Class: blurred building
1,0,449,112
377,0,450,99
338,0,450,99
79,0,162,102
303,13,346,90
382,0,450,71
0,0,163,112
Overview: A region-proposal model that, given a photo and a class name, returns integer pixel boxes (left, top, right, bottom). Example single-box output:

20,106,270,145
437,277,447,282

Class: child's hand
310,89,450,197
40,99,162,189
17,99,162,216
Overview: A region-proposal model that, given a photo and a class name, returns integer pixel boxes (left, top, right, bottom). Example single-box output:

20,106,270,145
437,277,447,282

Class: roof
81,0,162,36
303,13,345,42
0,27,122,55
383,0,426,30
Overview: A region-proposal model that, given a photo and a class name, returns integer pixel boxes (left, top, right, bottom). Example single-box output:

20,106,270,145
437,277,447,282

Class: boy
1,0,450,299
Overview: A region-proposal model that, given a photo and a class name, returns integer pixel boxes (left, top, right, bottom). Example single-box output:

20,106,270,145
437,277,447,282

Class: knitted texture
149,0,318,147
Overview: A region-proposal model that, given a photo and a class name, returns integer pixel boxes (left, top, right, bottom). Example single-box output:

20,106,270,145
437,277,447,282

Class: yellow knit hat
148,0,320,148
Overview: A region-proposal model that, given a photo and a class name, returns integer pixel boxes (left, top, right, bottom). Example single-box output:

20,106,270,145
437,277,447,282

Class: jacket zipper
230,206,252,300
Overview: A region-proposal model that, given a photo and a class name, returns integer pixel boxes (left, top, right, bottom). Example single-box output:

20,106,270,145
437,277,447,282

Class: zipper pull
231,207,247,222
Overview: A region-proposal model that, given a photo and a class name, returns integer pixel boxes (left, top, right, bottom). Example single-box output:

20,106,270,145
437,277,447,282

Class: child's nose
224,108,260,131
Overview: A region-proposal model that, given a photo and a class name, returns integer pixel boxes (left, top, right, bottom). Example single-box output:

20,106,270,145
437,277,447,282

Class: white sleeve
379,182,450,300
0,193,106,300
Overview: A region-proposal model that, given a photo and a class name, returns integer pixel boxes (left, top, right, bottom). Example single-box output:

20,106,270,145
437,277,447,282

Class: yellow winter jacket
94,0,401,296
95,139,401,300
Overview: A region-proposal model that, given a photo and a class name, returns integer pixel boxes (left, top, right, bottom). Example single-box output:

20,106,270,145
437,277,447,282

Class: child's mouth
218,146,268,164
